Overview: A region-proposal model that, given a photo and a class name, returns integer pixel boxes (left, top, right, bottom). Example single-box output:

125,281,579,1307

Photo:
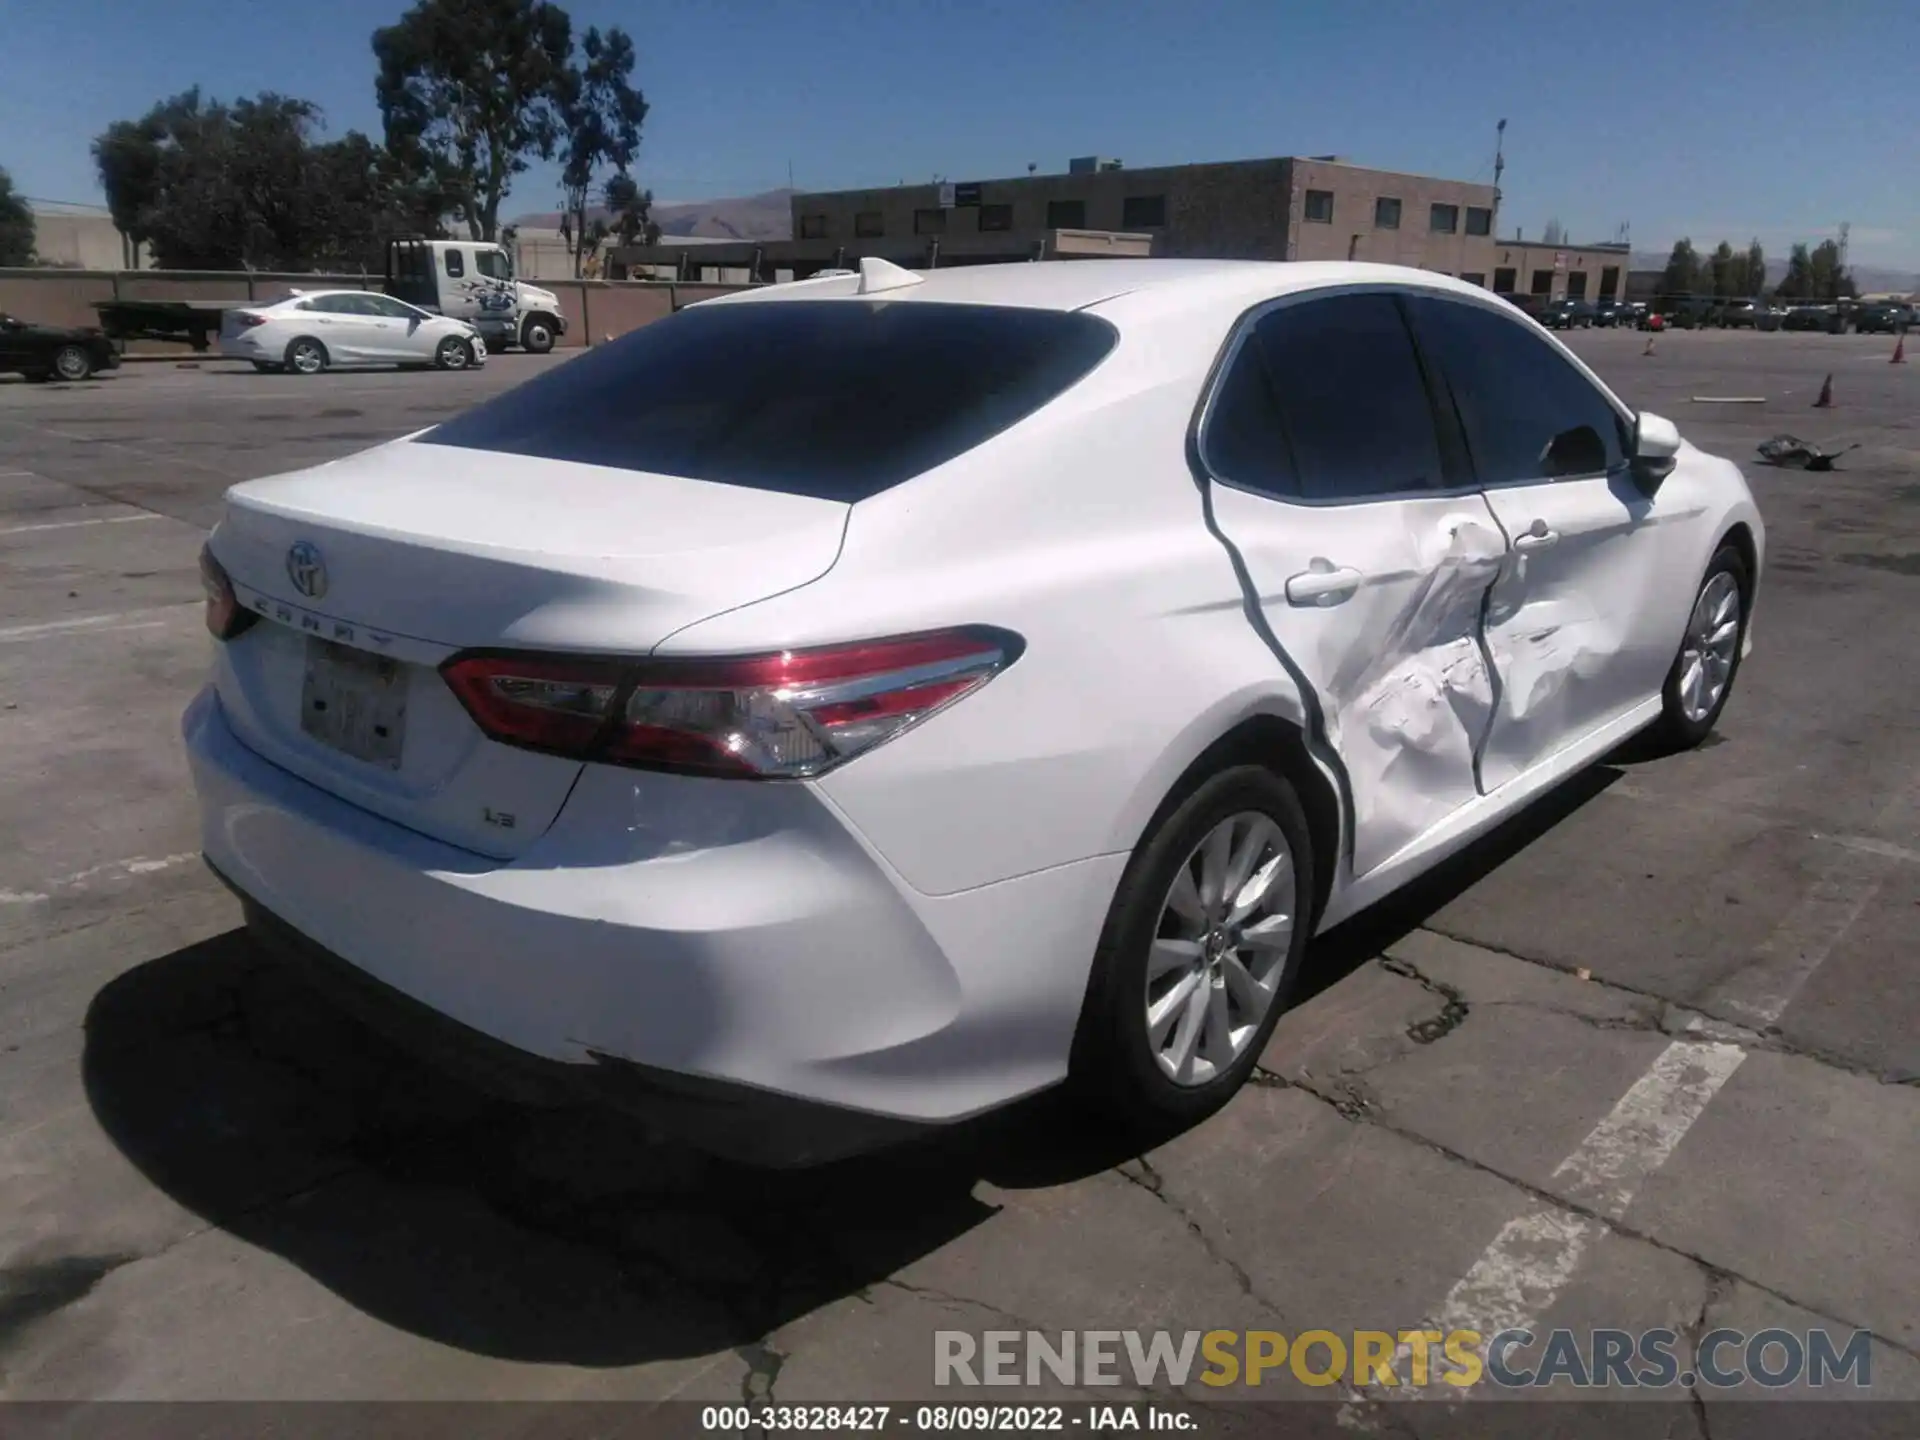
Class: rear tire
285,337,328,376
52,345,94,382
1646,544,1750,753
1070,765,1314,1135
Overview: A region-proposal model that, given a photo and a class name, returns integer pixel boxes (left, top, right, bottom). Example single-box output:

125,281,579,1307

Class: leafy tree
556,25,648,276
1709,240,1735,297
373,0,573,242
0,166,34,265
603,170,659,248
94,89,441,271
1776,243,1815,300
1808,239,1855,300
1744,240,1766,296
1540,217,1565,246
1660,238,1701,295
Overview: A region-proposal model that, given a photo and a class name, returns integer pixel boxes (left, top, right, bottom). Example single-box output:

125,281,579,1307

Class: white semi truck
384,237,568,354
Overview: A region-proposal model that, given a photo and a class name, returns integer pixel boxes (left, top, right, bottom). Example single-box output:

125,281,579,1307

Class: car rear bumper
183,685,1119,1163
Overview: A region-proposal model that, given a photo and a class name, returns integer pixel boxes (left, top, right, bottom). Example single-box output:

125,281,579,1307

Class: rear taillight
199,544,256,641
232,312,268,328
440,627,1023,778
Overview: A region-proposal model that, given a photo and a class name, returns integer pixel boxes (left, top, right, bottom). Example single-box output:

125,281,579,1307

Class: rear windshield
422,299,1118,502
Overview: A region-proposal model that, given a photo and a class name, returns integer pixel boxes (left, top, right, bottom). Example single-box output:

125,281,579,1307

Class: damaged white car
186,258,1764,1165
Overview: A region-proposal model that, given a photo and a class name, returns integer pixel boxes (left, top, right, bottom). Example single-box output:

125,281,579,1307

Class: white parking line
1360,774,1916,1405
0,603,198,643
0,513,167,537
0,851,200,905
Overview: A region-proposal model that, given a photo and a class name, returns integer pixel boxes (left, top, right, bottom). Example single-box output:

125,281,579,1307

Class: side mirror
1630,411,1681,494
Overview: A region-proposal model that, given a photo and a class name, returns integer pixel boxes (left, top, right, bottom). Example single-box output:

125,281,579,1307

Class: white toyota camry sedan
220,290,486,374
186,258,1764,1165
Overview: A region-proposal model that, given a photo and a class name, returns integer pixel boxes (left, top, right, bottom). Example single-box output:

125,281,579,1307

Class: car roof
705,258,1517,325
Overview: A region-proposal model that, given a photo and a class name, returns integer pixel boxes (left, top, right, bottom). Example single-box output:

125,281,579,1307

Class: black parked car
1540,298,1597,329
1780,306,1845,333
1713,299,1761,328
1592,298,1626,327
0,313,121,382
1853,303,1912,334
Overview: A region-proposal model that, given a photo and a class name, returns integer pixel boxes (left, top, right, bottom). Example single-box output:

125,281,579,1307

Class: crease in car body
1189,450,1358,889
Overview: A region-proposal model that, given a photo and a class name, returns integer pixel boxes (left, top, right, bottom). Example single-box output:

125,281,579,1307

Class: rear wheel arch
1123,711,1342,933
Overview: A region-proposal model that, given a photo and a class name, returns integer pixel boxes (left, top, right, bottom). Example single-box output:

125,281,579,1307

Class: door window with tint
1407,296,1627,484
366,295,423,319
1203,293,1445,503
475,250,510,279
444,249,466,277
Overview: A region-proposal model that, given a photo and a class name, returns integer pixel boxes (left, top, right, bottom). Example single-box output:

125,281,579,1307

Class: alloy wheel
1145,811,1295,1087
54,347,90,381
290,342,324,375
440,338,470,370
1677,571,1741,723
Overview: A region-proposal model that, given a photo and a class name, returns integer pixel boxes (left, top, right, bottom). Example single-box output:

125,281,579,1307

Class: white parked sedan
220,290,486,374
186,258,1764,1165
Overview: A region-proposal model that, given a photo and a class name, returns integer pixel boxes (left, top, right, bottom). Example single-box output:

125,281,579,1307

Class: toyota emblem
286,541,328,600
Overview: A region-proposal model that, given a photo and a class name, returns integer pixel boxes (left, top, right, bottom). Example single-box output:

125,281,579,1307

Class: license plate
300,638,408,768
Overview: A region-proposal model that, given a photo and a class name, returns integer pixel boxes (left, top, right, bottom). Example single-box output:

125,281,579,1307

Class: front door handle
1285,563,1364,606
1514,521,1561,551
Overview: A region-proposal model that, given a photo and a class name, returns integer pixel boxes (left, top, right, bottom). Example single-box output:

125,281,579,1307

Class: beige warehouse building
612,153,1629,301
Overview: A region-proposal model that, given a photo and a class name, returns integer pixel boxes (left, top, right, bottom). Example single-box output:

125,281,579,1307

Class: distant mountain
1629,249,1916,294
510,189,795,242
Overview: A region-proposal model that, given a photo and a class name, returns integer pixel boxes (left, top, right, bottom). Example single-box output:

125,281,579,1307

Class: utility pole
1492,119,1507,233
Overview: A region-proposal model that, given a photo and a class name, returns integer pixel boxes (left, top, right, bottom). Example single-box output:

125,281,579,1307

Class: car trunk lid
207,439,850,857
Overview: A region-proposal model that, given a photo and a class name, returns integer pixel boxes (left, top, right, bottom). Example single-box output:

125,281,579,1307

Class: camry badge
286,541,328,600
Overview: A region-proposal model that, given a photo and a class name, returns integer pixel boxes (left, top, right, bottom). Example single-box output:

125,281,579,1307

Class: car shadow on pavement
79,929,1147,1368
79,755,1642,1369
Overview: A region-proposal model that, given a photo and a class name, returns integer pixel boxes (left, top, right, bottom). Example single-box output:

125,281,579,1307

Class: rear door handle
1514,522,1561,551
1284,564,1364,606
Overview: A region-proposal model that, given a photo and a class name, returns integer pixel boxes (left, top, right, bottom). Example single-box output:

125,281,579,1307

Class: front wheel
1071,765,1314,1132
1647,545,1750,753
434,336,474,371
520,316,556,354
53,345,94,382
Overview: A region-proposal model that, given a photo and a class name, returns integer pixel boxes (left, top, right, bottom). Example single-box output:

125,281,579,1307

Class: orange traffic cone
1893,335,1907,364
1813,373,1835,408
1643,334,1657,356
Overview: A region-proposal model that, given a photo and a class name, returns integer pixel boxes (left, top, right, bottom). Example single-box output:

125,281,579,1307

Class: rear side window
1206,293,1444,503
423,301,1118,501
1406,296,1628,483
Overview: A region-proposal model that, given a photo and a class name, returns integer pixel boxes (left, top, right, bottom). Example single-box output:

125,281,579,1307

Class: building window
1566,271,1588,298
1374,196,1401,229
1047,199,1086,230
1600,265,1620,298
1530,269,1553,295
1465,206,1492,236
1493,267,1516,293
1460,272,1486,287
979,203,1013,232
913,208,947,235
799,213,828,239
1304,189,1334,223
1121,194,1167,228
1429,203,1459,234
855,211,883,238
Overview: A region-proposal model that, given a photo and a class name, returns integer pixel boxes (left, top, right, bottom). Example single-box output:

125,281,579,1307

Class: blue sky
4,0,1915,270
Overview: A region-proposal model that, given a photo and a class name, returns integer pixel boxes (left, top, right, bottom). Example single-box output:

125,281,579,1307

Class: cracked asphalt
0,332,1915,1435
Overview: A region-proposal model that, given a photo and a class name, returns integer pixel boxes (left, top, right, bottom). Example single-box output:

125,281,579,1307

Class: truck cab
385,239,567,354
